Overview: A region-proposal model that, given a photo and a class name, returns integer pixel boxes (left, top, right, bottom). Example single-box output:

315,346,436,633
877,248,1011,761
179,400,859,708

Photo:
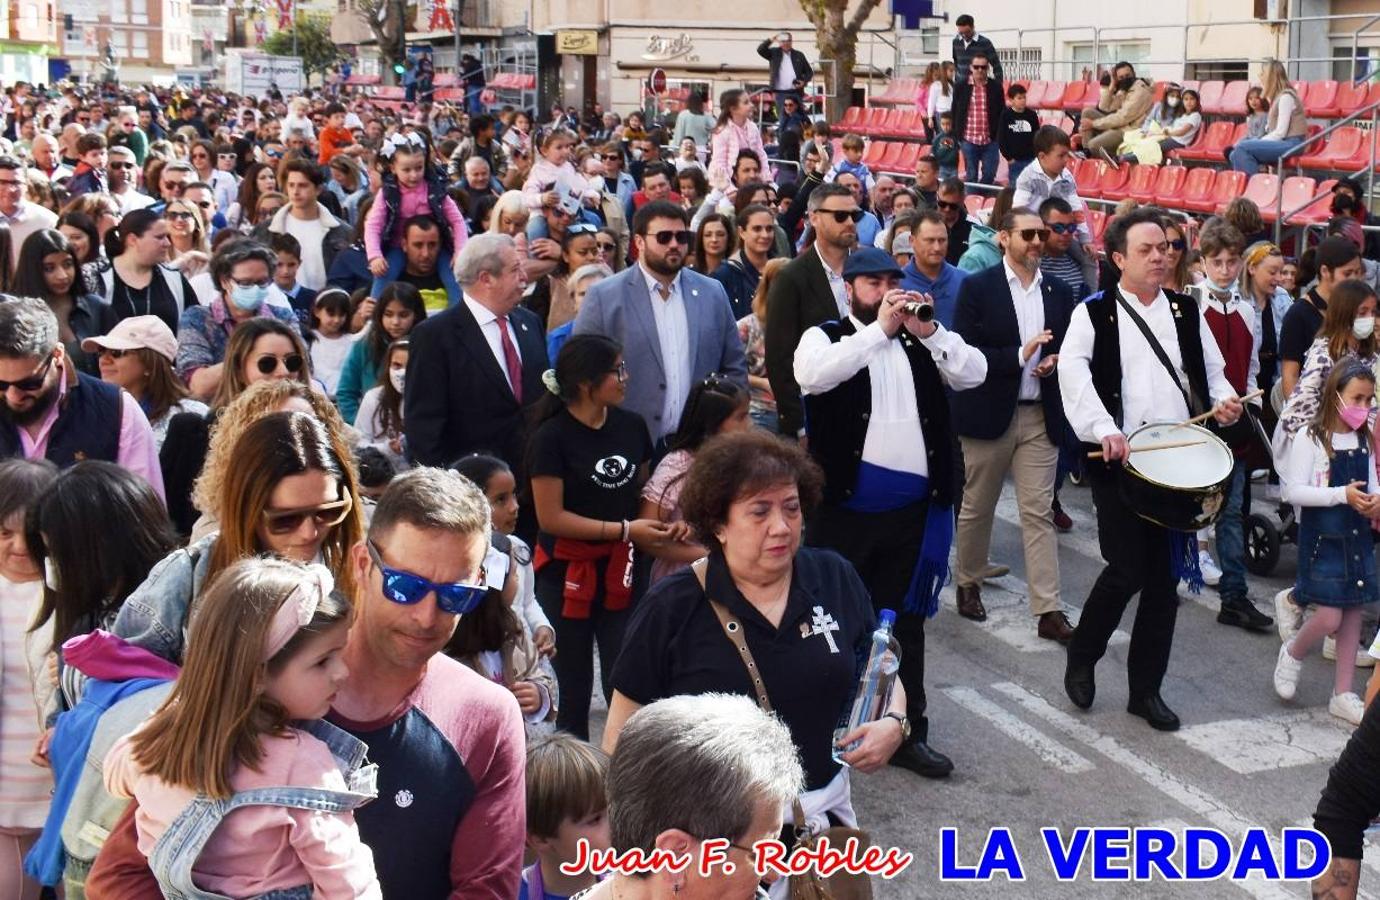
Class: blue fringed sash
844,462,954,617
1170,529,1204,594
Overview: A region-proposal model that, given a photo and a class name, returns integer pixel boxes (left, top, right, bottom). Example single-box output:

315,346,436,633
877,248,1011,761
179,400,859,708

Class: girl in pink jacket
708,88,774,186
105,559,381,899
364,131,469,301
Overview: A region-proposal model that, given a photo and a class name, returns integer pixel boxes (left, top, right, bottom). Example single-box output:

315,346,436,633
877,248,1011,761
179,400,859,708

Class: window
110,0,127,24
998,48,1043,81
1068,41,1150,82
132,29,148,56
130,0,146,24
920,27,940,56
1332,46,1379,83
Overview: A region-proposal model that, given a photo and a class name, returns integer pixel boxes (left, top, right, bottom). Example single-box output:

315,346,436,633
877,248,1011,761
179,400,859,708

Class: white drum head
1125,422,1234,489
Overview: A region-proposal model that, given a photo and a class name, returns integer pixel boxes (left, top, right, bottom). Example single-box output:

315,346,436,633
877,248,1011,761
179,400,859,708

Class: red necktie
496,315,523,403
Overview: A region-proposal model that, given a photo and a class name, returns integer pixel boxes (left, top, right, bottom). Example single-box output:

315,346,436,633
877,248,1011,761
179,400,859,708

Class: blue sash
844,462,954,617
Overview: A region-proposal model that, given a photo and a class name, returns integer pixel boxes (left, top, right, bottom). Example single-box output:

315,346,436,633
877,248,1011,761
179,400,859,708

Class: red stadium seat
1073,158,1103,198
1261,175,1316,222
1298,127,1364,170
1287,178,1338,225
1186,170,1246,214
863,140,889,166
1314,82,1371,119
1039,82,1068,110
1176,167,1219,211
1217,81,1252,117
965,195,985,216
1023,81,1049,108
838,106,864,128
1096,163,1133,198
893,143,922,172
1228,173,1280,217
1196,81,1226,116
1103,164,1157,202
1173,121,1234,162
896,110,926,139
1086,209,1108,249
878,142,908,169
1061,81,1097,111
1178,80,1200,94
1304,81,1339,118
1145,165,1188,205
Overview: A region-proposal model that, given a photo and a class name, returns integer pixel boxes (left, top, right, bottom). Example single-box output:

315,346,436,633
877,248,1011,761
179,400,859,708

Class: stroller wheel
1245,512,1280,576
1069,471,1083,486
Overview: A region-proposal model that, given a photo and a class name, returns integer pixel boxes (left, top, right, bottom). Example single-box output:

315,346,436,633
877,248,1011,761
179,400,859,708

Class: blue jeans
466,85,485,116
960,140,1000,185
1007,158,1033,186
1228,136,1305,176
371,245,461,306
1215,460,1249,602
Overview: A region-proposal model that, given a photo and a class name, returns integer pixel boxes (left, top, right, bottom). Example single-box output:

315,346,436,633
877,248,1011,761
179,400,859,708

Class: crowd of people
1,35,1380,900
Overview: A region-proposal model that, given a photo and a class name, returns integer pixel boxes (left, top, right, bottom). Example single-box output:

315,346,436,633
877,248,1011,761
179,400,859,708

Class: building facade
55,0,194,84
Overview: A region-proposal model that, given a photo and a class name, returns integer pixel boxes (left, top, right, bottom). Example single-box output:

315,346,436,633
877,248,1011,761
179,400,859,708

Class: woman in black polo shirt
527,335,674,740
603,430,906,834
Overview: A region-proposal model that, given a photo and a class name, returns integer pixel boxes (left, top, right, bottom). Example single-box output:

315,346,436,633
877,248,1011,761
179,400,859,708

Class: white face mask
1166,96,1181,108
389,367,406,393
1354,316,1376,340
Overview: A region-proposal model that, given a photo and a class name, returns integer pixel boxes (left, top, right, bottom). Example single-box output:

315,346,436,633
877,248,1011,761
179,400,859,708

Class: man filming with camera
794,246,987,780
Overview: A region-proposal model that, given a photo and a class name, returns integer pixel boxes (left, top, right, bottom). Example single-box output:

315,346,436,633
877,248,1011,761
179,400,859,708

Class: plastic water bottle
832,609,901,765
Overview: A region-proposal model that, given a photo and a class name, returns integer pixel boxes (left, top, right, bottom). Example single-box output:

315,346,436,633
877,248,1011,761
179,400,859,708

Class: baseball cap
81,315,178,363
891,231,914,257
842,246,904,281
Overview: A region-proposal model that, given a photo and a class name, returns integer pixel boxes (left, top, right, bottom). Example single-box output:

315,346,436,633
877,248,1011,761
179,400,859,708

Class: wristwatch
882,712,911,741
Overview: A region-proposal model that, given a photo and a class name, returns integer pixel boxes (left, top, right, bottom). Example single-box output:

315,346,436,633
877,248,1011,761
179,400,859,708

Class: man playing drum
1057,207,1245,732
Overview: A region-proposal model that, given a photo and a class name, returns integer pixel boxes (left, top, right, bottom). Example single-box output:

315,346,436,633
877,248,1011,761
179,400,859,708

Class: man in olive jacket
1079,62,1155,158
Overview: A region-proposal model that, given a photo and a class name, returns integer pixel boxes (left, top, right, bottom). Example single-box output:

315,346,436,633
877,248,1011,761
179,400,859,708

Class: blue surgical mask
229,282,267,311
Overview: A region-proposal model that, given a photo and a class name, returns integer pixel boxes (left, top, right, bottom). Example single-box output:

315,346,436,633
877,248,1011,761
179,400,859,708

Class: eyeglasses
0,353,54,393
1168,239,1188,252
1046,222,1078,235
193,200,213,210
935,199,962,212
367,540,488,615
110,161,135,170
971,64,989,71
650,229,692,245
166,210,195,221
262,495,353,535
99,347,133,360
218,152,238,160
596,241,617,253
1014,228,1050,243
607,360,629,382
820,209,864,224
600,153,621,161
254,352,304,375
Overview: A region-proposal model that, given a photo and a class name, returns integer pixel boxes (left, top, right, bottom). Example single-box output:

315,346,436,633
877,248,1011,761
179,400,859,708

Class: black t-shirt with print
1278,289,1326,366
529,406,652,527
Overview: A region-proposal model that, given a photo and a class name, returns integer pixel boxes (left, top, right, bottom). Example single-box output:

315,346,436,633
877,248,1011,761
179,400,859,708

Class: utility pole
454,0,461,75
291,0,298,57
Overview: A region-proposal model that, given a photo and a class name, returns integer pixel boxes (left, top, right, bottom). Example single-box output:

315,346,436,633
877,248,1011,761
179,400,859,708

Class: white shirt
283,213,328,290
794,318,987,476
1059,287,1234,444
112,184,155,214
1005,261,1046,401
1279,429,1379,508
0,202,57,271
463,293,524,396
816,244,848,317
640,266,691,437
776,51,797,91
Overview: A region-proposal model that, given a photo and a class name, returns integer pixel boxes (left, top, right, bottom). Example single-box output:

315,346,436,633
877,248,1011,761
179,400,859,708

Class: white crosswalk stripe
1173,709,1354,774
942,686,1096,773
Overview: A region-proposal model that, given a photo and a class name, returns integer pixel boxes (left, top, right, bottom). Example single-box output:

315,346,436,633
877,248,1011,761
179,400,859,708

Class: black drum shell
1117,466,1231,531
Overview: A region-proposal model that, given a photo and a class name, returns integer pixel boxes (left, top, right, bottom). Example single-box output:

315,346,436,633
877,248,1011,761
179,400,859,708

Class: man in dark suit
950,207,1078,642
757,31,814,124
403,232,547,472
764,182,859,439
950,52,1005,185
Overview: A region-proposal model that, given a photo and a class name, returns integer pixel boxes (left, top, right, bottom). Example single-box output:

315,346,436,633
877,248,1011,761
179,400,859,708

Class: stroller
1243,379,1297,575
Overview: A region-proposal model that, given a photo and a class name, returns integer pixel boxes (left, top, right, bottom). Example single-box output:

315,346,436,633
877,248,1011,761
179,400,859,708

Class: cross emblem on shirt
810,606,841,653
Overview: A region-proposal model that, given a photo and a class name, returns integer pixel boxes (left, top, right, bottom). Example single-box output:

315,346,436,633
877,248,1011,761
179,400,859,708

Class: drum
1270,379,1284,416
1118,422,1235,531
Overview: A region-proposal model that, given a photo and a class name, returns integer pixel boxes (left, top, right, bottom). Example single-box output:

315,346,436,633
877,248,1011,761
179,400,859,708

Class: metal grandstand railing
1273,94,1380,246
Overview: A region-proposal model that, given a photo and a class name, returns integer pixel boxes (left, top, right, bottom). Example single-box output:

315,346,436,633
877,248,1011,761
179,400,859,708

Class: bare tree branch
845,0,884,40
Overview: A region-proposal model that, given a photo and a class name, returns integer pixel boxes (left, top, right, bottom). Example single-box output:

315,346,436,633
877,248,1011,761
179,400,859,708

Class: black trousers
535,558,630,741
1069,468,1180,698
807,501,930,743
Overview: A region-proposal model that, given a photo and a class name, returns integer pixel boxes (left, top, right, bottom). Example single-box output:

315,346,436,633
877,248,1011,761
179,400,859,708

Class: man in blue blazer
573,200,748,442
950,207,1079,642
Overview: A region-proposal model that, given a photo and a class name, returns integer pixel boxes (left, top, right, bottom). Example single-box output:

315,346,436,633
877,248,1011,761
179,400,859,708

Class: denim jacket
110,534,218,665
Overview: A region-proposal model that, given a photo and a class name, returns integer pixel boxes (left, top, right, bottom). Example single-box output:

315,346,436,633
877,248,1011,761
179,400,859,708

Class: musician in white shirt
1058,207,1243,733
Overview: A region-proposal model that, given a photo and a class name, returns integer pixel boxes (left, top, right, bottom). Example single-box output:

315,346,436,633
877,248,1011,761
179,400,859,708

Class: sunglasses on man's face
110,161,135,170
935,200,963,212
262,495,353,535
600,153,621,162
367,540,488,615
819,208,864,224
253,352,303,375
649,230,692,246
1046,222,1078,235
1013,228,1050,243
971,64,989,72
0,353,54,393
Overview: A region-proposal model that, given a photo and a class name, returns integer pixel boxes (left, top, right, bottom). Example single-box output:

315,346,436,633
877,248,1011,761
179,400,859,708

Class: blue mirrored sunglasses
367,540,487,614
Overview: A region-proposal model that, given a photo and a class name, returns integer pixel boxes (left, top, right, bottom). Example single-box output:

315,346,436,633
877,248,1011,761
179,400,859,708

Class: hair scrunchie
541,369,561,396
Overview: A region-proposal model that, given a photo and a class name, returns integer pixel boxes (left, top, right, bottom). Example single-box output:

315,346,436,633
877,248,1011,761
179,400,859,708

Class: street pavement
591,477,1378,897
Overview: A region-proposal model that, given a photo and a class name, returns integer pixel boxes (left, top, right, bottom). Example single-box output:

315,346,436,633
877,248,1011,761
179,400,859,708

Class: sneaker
1274,588,1302,643
1329,691,1366,726
1321,637,1377,667
1197,550,1222,587
1273,643,1303,700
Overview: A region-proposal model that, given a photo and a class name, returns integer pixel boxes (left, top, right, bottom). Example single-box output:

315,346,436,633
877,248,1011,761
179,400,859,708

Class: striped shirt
0,573,51,829
1041,254,1086,299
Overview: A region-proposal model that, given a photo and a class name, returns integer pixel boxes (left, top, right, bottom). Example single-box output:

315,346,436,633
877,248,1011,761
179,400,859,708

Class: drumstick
1177,389,1265,427
1086,439,1209,459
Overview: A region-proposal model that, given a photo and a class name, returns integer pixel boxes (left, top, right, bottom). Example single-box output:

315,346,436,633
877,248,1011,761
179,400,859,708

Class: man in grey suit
573,200,748,442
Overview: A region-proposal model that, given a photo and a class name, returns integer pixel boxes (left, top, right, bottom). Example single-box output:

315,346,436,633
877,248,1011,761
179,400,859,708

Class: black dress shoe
1064,658,1095,710
889,740,954,778
1127,693,1181,731
1217,599,1274,634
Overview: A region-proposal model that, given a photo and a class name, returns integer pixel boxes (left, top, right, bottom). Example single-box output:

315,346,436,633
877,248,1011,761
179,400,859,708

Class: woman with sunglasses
225,162,277,234
1159,217,1192,293
527,335,675,739
208,316,313,411
12,228,113,376
525,224,600,331
163,198,208,263
114,410,363,665
337,281,426,426
85,315,207,452
187,139,236,210
175,239,303,401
